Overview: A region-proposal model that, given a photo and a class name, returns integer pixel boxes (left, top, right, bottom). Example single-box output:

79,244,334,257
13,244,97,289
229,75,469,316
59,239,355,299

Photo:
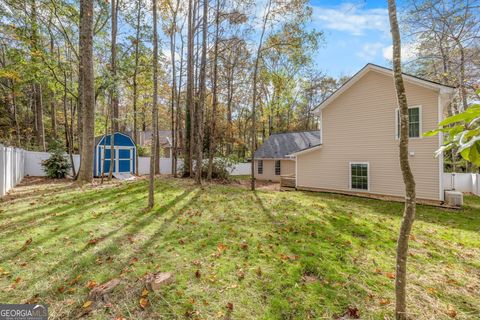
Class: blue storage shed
94,132,137,177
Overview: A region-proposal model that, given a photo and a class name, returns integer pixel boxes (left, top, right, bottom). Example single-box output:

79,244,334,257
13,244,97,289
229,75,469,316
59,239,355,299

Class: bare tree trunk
176,30,185,172
195,0,208,185
207,0,220,181
251,0,272,191
456,40,468,112
34,84,46,150
101,109,109,184
388,1,417,319
63,71,75,176
30,0,46,151
11,86,21,146
184,0,194,177
112,0,119,133
169,1,179,177
132,0,141,175
49,35,57,140
155,134,160,174
108,0,119,180
77,0,84,153
77,0,95,183
225,58,236,155
148,0,159,208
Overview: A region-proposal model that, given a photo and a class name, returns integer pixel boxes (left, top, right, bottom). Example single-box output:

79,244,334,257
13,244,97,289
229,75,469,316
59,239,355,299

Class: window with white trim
258,160,263,174
396,106,421,139
350,163,369,190
275,160,281,175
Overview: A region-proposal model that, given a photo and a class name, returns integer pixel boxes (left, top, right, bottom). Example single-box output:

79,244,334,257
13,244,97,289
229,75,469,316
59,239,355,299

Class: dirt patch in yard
232,178,280,191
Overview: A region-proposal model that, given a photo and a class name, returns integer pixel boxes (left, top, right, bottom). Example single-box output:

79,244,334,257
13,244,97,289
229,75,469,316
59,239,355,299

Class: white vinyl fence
0,145,25,196
444,173,480,196
21,151,249,177
137,156,183,175
24,150,81,176
230,162,251,175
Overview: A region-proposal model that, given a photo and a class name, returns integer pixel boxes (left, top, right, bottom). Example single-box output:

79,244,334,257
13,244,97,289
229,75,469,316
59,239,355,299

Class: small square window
351,163,368,190
275,160,281,175
396,107,421,138
258,160,263,174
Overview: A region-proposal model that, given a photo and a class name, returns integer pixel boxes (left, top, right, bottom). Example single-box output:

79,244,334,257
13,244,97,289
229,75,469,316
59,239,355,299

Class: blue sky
308,0,410,77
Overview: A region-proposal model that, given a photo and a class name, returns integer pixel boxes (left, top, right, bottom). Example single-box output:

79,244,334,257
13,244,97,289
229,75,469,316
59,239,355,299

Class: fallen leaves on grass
192,260,201,266
88,237,104,245
141,289,149,298
217,243,228,254
446,305,457,318
385,272,395,279
279,254,299,261
237,269,245,280
426,287,437,294
239,241,248,250
0,267,10,276
86,280,97,289
25,294,39,304
379,298,390,306
337,306,360,319
82,300,93,309
21,237,32,250
11,277,22,289
195,270,201,279
69,275,82,285
139,297,148,309
226,302,233,311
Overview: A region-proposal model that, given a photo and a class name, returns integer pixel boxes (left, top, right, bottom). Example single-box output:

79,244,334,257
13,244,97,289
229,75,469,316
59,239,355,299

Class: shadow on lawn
22,185,201,314
311,191,480,233
0,182,150,240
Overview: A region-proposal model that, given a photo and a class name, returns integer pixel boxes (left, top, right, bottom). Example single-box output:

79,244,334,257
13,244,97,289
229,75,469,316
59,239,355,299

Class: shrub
177,157,237,180
41,147,71,179
200,157,236,180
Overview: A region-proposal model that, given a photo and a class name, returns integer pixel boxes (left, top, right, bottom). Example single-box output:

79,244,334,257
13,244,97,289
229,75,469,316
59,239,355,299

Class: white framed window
258,160,263,174
275,160,281,175
395,106,422,139
350,162,369,191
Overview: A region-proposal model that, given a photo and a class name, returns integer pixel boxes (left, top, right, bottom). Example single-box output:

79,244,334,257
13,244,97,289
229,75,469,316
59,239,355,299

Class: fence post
0,144,5,196
0,145,26,197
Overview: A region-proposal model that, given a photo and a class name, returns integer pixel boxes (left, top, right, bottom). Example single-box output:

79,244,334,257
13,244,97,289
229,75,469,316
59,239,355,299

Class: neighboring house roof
125,130,172,147
313,63,455,114
254,131,321,159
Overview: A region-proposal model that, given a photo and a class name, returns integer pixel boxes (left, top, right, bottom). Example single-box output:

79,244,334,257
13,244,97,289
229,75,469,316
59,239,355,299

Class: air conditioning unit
444,190,463,206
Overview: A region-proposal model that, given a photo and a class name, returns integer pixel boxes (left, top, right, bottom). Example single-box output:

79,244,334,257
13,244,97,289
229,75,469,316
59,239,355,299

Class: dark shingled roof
254,131,321,159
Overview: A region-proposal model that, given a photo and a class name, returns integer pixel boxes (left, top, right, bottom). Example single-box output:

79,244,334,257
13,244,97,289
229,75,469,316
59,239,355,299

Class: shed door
118,148,132,173
101,148,115,174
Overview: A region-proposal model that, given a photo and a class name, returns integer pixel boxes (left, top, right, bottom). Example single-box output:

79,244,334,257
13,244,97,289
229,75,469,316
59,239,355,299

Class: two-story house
254,64,455,204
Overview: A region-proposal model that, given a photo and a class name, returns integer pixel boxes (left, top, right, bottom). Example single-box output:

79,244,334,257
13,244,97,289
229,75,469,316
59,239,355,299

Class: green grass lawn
0,177,479,319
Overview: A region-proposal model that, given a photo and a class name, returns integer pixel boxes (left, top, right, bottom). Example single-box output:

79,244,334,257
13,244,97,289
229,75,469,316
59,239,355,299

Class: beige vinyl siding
297,70,441,200
254,159,295,182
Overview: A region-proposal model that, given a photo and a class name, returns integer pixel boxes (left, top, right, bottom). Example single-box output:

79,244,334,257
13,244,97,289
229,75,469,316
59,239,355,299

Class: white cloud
382,43,418,61
356,42,384,61
312,3,389,36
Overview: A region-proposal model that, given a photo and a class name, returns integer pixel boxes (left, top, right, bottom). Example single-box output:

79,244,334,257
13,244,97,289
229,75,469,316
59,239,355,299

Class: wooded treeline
402,0,480,171
0,0,478,175
0,0,328,167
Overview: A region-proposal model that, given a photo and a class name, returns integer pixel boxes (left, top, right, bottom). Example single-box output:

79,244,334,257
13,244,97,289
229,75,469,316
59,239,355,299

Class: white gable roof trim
286,144,323,157
313,64,455,115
